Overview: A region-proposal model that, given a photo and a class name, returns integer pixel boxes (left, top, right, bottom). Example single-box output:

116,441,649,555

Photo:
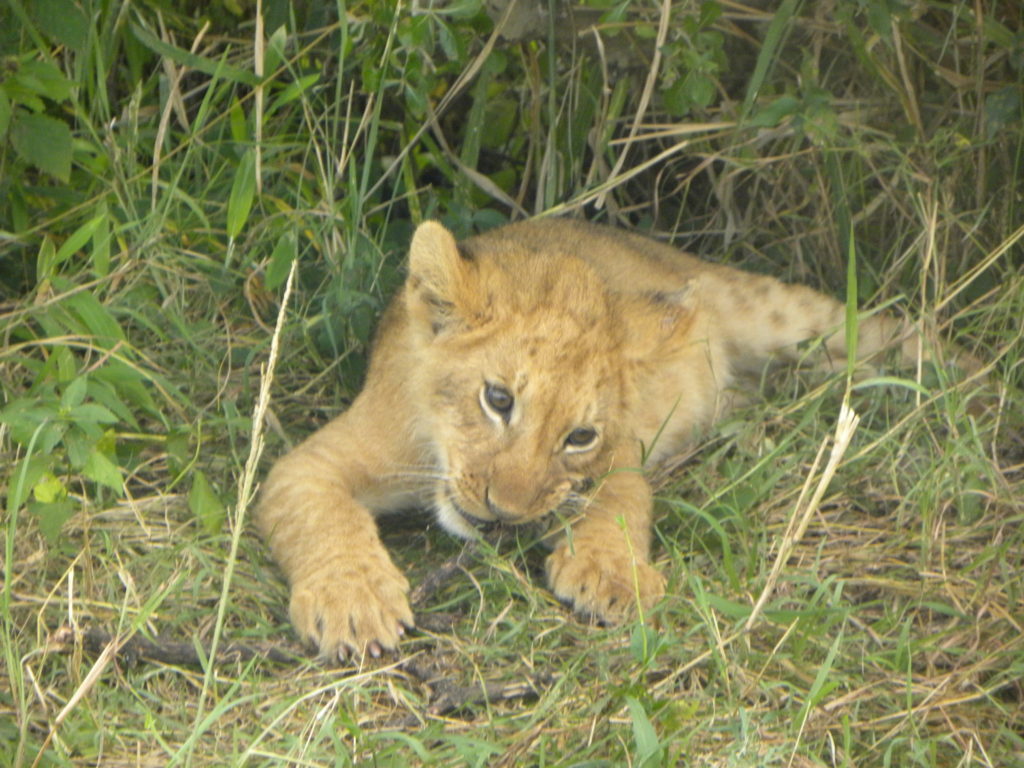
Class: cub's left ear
406,221,477,334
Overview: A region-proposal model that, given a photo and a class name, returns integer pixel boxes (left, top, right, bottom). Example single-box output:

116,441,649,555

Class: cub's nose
484,487,532,525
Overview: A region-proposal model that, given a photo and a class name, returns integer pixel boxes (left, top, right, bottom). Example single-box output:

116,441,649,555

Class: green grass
1,1,1023,766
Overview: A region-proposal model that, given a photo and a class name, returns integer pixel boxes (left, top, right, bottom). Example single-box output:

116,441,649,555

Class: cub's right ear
406,221,477,335
623,282,698,362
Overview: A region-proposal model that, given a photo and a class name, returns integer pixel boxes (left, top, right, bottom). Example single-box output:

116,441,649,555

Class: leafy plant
0,55,75,182
660,1,726,118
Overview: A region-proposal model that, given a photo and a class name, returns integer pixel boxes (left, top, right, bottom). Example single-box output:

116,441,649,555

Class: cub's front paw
546,544,665,624
289,554,413,661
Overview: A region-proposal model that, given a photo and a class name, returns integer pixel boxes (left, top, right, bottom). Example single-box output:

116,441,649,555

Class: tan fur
256,218,973,659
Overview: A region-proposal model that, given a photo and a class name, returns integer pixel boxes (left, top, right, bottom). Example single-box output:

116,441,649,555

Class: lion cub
257,218,963,659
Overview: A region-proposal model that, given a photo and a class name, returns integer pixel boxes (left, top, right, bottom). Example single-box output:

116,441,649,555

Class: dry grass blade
28,633,122,768
188,258,299,759
746,399,861,631
593,0,672,210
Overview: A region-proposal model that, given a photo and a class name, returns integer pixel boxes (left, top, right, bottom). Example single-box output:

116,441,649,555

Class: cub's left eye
564,427,599,452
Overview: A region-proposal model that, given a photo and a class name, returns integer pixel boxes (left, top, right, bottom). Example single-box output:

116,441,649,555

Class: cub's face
422,316,629,538
404,221,690,538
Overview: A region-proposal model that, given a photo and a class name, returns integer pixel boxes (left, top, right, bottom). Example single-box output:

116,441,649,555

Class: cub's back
465,218,709,296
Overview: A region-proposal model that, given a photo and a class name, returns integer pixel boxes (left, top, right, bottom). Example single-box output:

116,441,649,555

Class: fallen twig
409,543,477,607
399,653,555,722
426,676,549,717
52,625,302,666
49,544,478,670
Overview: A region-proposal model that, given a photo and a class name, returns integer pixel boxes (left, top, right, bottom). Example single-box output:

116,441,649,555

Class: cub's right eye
480,382,514,423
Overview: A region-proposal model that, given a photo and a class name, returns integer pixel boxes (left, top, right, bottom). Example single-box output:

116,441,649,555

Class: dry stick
54,545,534,723
55,626,299,666
891,23,924,138
54,542,474,671
61,539,534,719
186,258,299,763
408,544,476,608
396,539,556,720
397,651,552,725
425,676,549,718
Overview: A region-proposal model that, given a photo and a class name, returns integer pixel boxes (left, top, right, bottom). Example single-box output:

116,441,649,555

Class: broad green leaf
985,85,1021,139
803,101,839,145
851,375,931,397
65,429,92,469
54,213,106,267
189,471,226,535
982,17,1015,49
662,78,692,119
31,499,77,545
91,205,111,277
8,90,45,113
33,472,67,504
83,449,123,492
229,99,248,143
130,23,260,86
629,624,662,663
61,376,88,410
599,0,630,26
741,0,802,118
35,0,90,51
0,399,64,453
866,0,894,42
227,149,257,239
70,429,101,465
267,73,320,115
93,362,159,419
265,230,297,290
7,454,54,515
165,429,191,474
702,592,753,620
10,112,72,181
86,376,139,427
684,71,716,109
749,94,801,127
265,24,289,74
0,89,10,137
61,289,125,346
36,236,56,282
68,403,120,425
625,696,663,767
15,60,74,103
95,428,118,456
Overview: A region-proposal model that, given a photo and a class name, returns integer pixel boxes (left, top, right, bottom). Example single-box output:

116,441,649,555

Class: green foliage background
1,0,1022,766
